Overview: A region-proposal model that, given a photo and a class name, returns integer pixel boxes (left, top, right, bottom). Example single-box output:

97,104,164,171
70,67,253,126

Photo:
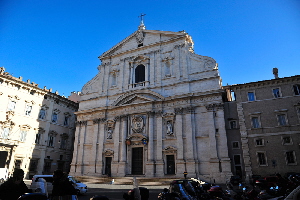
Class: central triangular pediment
122,95,152,105
99,29,187,59
112,90,164,106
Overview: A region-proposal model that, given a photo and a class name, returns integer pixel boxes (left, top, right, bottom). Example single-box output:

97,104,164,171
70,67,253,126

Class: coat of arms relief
131,115,144,133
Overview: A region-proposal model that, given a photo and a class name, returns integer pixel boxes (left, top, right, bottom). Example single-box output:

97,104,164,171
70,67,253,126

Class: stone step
75,176,177,186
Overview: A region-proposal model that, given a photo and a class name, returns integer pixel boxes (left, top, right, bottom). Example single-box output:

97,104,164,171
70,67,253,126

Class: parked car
30,175,87,195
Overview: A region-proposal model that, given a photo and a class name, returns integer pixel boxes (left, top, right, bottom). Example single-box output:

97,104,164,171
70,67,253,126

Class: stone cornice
76,92,223,117
0,73,47,96
223,75,300,90
0,72,79,110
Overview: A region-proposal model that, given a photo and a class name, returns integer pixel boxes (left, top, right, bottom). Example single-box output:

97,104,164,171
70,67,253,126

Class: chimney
273,68,279,79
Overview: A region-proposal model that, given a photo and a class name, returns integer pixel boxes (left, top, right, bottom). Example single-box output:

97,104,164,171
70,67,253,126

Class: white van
30,175,87,195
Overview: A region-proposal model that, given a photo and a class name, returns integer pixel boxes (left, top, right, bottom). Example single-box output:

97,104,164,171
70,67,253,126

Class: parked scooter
208,185,233,200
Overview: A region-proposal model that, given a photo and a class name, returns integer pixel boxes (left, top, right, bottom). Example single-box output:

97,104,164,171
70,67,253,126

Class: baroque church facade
70,23,232,183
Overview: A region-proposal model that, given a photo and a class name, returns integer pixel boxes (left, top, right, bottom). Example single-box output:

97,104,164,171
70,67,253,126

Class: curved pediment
112,90,164,106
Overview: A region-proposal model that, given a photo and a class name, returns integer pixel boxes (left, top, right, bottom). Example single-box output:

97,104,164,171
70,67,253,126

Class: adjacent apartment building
0,67,78,179
224,71,300,181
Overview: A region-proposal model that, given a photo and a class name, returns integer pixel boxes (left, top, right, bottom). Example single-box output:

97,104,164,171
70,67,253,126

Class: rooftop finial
273,68,279,79
138,13,146,30
138,13,146,25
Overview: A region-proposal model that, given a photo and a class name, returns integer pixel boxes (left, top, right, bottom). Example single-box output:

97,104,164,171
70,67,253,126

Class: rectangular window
25,105,32,116
234,155,241,165
38,109,46,119
277,114,287,126
255,138,264,146
35,133,41,144
251,117,260,128
231,90,236,101
43,161,51,174
60,139,67,149
63,116,69,126
2,128,10,139
248,92,255,101
232,141,239,149
293,84,300,95
48,136,54,147
282,136,292,145
286,151,296,164
29,159,38,172
273,88,281,98
52,113,58,123
229,120,237,129
20,130,27,142
257,152,266,165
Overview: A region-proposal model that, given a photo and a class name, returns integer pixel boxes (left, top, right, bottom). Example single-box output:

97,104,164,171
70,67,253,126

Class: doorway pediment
112,90,164,106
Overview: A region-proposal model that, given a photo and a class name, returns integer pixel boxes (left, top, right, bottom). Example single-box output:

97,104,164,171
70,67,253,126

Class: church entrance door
132,147,143,175
105,157,112,176
166,155,175,174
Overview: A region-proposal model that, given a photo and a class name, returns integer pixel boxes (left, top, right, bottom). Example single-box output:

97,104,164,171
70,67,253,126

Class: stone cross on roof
138,13,146,25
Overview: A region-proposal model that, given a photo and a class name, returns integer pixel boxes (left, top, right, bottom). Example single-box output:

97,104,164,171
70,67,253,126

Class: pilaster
146,111,155,176
95,118,106,174
119,115,128,176
155,111,164,176
174,107,185,172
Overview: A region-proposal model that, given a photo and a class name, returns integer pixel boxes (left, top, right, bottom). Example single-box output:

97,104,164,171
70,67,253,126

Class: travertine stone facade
0,67,78,178
224,75,300,181
70,24,232,183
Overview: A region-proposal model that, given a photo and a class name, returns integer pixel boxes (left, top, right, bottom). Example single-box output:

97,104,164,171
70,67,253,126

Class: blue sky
1,0,299,97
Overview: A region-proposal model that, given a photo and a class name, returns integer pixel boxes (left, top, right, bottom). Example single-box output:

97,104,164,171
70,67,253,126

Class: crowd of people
0,169,109,200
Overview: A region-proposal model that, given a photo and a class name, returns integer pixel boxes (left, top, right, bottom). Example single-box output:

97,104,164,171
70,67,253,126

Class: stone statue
0,67,5,74
167,121,173,135
107,128,113,139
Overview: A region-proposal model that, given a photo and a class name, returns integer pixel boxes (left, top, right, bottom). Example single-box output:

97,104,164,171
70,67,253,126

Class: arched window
135,65,145,83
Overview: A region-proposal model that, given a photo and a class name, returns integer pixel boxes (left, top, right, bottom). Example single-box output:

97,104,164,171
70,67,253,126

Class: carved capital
174,107,184,115
185,106,196,114
114,116,120,122
154,110,163,117
93,118,101,124
205,103,224,111
120,115,129,121
147,111,155,117
106,119,116,128
75,121,87,127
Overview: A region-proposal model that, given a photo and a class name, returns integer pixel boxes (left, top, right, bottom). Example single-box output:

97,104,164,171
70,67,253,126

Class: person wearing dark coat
0,169,30,200
51,170,77,200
